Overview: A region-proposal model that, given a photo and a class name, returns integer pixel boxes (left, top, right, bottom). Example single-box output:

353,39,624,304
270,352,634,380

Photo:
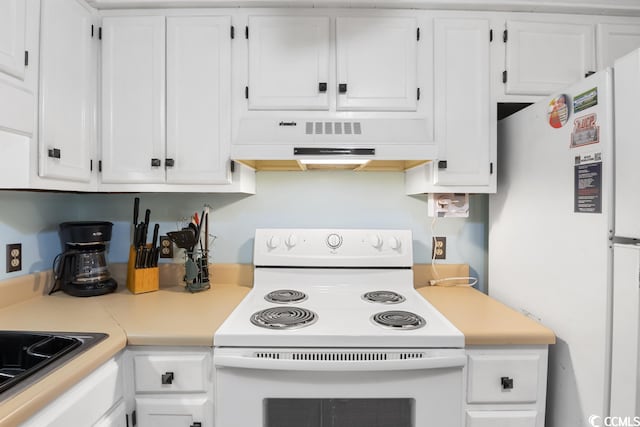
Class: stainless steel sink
0,331,108,401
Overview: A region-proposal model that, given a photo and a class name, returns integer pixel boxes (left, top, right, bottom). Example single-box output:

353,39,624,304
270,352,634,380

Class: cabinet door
101,16,165,183
94,399,127,427
0,0,26,80
433,18,491,186
505,21,594,95
248,16,330,110
166,16,231,184
466,410,538,427
38,0,95,183
336,16,417,111
136,397,210,427
597,23,640,69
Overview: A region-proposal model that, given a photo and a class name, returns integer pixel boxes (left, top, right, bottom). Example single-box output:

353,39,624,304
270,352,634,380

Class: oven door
214,347,465,427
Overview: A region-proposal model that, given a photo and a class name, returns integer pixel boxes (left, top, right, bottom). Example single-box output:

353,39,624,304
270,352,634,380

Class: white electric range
214,229,465,427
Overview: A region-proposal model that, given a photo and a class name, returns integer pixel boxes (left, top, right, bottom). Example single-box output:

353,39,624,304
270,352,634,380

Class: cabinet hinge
230,25,234,39
91,24,94,38
489,29,493,42
245,26,249,39
490,162,494,174
502,70,507,84
230,160,235,173
99,27,102,40
245,86,249,99
90,159,93,171
438,160,448,169
125,413,129,427
132,410,137,426
417,27,420,41
503,29,508,43
24,51,28,66
98,160,102,172
417,87,420,100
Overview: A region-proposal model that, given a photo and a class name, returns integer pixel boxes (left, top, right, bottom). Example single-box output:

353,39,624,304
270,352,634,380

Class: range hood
231,117,436,171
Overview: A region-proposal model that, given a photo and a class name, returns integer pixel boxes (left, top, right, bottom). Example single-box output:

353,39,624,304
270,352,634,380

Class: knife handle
151,224,159,248
133,197,140,225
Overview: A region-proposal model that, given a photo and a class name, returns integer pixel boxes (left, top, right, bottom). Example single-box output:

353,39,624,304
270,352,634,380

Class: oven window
264,398,414,427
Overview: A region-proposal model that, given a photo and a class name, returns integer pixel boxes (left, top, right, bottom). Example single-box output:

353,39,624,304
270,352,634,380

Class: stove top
214,229,463,349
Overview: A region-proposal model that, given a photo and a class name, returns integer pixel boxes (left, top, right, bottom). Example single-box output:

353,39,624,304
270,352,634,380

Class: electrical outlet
6,243,22,273
159,236,173,258
432,237,446,260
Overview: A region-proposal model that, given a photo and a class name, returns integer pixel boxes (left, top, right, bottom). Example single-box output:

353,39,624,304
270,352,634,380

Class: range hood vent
231,117,437,171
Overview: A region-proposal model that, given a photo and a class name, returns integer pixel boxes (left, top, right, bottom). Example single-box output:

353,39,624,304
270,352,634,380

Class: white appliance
214,228,465,427
490,48,640,426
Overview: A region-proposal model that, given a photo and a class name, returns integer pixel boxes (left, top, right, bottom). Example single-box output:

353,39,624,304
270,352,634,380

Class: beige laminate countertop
0,264,554,426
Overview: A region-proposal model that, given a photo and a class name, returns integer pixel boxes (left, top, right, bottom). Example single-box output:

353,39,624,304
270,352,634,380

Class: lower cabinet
94,400,127,427
21,355,124,427
464,346,548,427
126,347,213,427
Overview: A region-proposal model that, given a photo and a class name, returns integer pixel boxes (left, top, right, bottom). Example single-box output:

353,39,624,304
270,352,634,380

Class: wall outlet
6,243,22,273
159,236,174,259
432,237,446,260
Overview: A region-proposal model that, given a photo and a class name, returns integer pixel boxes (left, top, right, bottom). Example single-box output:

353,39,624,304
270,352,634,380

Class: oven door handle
214,354,466,372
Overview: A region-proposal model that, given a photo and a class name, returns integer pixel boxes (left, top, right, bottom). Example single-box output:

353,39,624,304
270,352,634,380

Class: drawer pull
501,376,514,390
161,371,174,385
190,423,202,427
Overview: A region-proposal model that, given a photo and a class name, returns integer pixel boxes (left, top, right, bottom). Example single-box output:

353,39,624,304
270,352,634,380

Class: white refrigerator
490,48,640,426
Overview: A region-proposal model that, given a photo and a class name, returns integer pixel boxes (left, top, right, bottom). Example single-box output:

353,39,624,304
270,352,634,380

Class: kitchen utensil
167,228,198,249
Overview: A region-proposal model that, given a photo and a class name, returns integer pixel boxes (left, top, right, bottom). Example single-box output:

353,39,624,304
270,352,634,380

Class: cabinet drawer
466,410,538,427
467,354,540,403
134,353,209,393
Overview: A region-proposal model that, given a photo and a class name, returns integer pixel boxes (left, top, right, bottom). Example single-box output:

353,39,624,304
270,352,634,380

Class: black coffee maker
52,221,118,297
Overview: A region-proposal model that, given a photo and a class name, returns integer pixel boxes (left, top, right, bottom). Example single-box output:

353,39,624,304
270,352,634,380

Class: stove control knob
326,233,343,249
369,234,383,249
285,234,298,248
267,236,281,250
388,236,402,251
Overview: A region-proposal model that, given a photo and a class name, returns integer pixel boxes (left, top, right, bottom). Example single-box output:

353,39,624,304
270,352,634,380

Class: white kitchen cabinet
38,0,97,183
405,17,494,194
94,399,127,427
101,16,166,184
166,16,231,184
127,348,213,427
21,357,125,427
247,15,330,111
0,0,26,81
464,347,548,427
336,16,418,111
504,20,595,96
597,23,640,69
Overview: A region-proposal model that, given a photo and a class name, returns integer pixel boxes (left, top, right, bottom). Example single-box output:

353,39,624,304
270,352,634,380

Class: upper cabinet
336,16,418,111
246,14,420,112
0,0,27,81
597,23,640,69
39,0,97,183
504,20,595,96
248,16,330,110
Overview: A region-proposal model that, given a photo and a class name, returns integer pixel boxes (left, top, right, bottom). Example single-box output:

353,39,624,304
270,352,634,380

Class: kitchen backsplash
0,171,487,290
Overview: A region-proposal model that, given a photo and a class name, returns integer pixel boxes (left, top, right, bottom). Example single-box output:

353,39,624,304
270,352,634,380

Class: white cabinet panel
167,16,231,184
136,397,210,427
597,23,640,69
433,18,491,186
466,410,538,427
505,21,594,95
467,353,540,403
0,0,26,80
248,16,330,110
39,0,95,183
133,352,209,393
94,400,127,427
336,16,417,111
101,16,166,184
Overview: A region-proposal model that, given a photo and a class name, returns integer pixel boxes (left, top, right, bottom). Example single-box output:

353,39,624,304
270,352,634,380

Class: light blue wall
0,172,488,290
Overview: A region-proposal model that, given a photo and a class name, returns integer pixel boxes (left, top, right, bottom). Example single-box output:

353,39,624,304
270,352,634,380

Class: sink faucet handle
161,371,174,385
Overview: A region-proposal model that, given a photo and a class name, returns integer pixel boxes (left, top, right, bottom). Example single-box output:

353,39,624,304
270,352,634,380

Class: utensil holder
183,248,210,293
126,245,159,294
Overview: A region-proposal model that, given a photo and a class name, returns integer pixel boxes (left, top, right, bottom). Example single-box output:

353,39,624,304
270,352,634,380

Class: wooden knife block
126,245,159,294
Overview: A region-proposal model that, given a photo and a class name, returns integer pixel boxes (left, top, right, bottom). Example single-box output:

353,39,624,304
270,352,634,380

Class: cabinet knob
48,148,61,159
190,423,202,427
151,158,161,167
338,83,347,93
165,158,175,167
585,71,596,78
161,371,174,385
318,82,327,93
501,376,514,390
